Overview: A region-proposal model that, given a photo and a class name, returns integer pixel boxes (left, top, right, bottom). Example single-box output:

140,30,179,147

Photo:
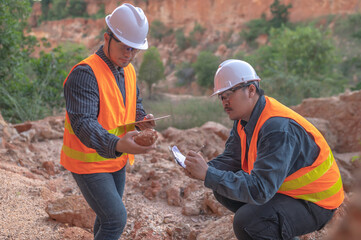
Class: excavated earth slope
1,91,360,239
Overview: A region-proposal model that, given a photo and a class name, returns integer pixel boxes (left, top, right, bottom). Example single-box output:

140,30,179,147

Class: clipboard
120,115,171,127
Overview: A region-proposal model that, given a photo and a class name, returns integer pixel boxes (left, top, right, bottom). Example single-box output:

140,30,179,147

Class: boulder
45,195,96,229
292,90,361,153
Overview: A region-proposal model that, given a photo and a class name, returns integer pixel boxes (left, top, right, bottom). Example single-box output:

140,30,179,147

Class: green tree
250,26,344,106
193,51,220,88
138,47,165,99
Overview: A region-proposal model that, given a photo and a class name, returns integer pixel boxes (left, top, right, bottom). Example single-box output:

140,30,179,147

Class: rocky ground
1,91,361,240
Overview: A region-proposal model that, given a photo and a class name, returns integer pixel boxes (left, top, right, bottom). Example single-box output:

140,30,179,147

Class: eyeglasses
108,33,140,54
218,84,250,101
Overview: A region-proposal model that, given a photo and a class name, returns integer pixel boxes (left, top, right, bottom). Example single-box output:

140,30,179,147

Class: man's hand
116,131,155,154
184,150,208,181
136,114,156,130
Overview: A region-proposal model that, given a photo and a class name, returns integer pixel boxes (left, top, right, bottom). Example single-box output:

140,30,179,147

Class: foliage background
0,0,88,123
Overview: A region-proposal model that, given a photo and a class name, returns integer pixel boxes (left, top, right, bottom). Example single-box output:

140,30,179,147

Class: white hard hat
211,59,261,96
105,3,149,50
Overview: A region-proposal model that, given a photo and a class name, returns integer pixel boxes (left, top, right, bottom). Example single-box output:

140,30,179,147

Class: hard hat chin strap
106,31,113,63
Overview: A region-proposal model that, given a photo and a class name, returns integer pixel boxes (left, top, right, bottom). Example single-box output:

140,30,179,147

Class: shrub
48,0,68,20
341,56,361,90
0,0,35,82
332,13,361,90
175,62,195,86
249,26,345,106
269,0,292,28
333,13,361,42
240,0,292,46
150,20,172,41
68,0,88,18
189,23,206,47
174,23,206,50
240,14,269,44
92,4,106,19
0,43,88,123
175,29,189,50
40,0,89,21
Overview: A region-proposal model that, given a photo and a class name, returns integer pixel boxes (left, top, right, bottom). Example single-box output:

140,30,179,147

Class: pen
196,145,205,153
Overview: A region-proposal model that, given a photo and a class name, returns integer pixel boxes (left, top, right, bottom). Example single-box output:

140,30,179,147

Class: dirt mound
1,91,361,239
292,90,361,153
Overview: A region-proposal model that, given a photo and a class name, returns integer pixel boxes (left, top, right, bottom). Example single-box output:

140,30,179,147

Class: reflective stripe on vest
64,117,135,138
237,96,344,209
63,117,135,163
61,54,136,174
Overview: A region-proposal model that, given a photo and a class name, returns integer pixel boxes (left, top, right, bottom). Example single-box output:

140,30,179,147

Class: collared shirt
205,95,320,204
64,46,147,159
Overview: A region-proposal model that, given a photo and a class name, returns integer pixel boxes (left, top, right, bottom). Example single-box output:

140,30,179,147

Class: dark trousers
213,192,335,240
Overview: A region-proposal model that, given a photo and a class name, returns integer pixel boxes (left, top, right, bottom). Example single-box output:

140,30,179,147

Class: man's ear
104,32,109,41
248,84,257,98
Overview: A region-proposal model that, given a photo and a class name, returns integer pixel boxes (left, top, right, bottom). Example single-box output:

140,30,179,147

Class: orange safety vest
61,54,136,174
237,96,344,209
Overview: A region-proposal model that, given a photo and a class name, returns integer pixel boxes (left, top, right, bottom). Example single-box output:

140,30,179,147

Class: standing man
61,3,155,240
184,59,344,240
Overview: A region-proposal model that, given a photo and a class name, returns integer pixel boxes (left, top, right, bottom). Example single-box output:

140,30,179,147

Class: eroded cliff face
30,0,361,51
90,0,361,33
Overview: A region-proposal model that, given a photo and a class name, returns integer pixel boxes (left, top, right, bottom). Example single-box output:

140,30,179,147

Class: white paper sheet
169,145,186,168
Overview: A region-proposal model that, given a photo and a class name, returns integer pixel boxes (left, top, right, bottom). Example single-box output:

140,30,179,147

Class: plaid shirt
64,46,146,158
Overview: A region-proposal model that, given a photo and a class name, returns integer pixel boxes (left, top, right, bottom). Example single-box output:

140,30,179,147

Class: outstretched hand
184,150,208,181
116,130,155,154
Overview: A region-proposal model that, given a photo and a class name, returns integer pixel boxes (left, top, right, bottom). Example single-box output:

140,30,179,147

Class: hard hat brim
105,15,149,50
210,79,261,97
